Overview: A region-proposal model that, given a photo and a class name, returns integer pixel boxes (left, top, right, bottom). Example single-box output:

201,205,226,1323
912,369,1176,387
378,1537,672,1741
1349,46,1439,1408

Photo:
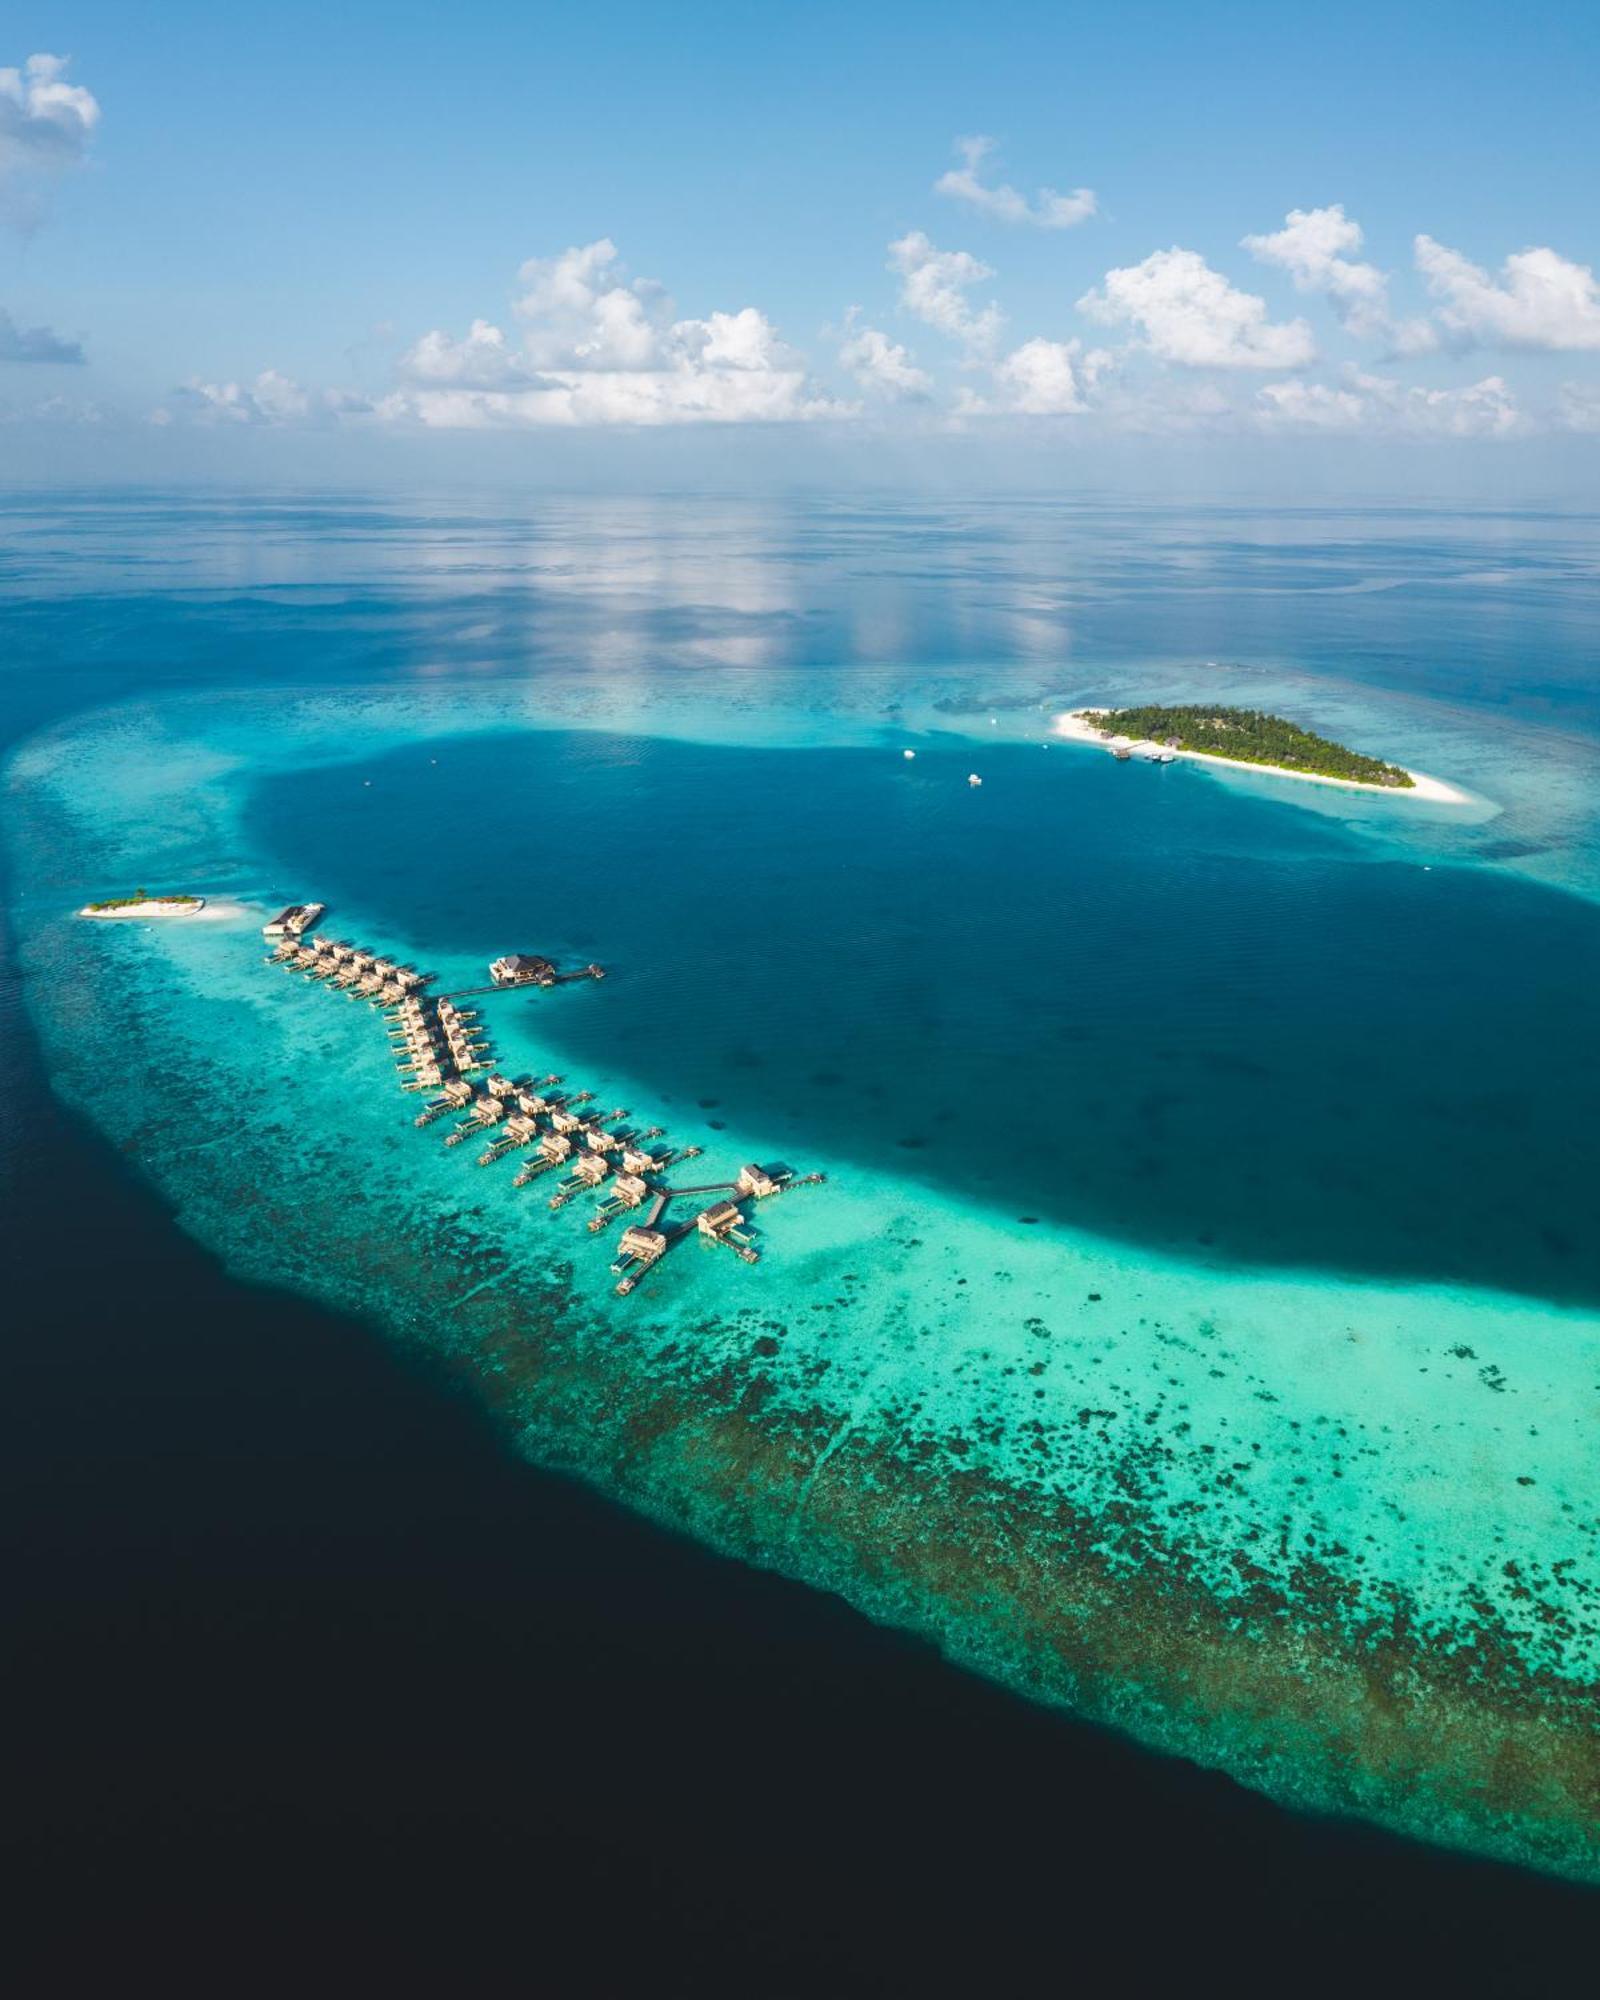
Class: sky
3,0,1600,492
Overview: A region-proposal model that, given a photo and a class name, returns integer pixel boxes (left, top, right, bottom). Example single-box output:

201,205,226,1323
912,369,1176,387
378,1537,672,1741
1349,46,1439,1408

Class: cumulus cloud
400,318,541,389
512,239,665,369
1243,204,1437,353
169,371,371,426
838,316,931,399
0,53,99,226
387,241,843,427
888,231,1003,353
1257,369,1522,438
934,136,1096,230
1078,248,1316,369
0,306,83,363
959,338,1112,416
1415,235,1600,351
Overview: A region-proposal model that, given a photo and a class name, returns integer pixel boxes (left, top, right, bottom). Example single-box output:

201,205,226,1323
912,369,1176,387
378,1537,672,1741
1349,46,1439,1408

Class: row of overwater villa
265,908,822,1297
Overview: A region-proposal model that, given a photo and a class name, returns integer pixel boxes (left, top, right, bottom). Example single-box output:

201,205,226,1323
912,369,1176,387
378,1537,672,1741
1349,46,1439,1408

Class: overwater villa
477,1113,541,1166
514,1132,575,1185
490,952,556,988
698,1200,759,1263
266,915,816,1298
262,901,325,940
588,1172,652,1233
414,1078,475,1127
611,1224,669,1293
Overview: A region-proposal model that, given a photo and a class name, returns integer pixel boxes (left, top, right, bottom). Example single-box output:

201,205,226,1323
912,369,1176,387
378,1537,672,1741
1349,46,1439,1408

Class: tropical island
1083,705,1413,785
79,889,207,919
1054,705,1467,802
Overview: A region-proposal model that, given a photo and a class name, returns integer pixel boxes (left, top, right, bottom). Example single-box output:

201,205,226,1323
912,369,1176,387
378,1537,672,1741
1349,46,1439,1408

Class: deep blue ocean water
251,725,1599,1305
5,492,1600,1986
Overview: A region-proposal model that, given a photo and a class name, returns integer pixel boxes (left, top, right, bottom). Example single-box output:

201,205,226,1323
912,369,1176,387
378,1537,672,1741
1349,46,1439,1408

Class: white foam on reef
8,683,1600,1880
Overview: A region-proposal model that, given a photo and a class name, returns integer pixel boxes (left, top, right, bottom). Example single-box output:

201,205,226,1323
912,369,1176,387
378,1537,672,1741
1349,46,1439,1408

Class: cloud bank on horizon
4,45,1600,452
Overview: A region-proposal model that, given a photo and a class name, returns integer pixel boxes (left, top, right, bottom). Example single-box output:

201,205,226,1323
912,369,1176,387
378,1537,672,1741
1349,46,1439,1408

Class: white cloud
838,318,931,398
513,239,665,369
888,231,1003,353
961,337,1110,416
400,319,537,389
0,54,99,226
166,242,842,434
934,136,1096,230
1078,248,1316,369
1415,235,1600,351
169,370,371,426
386,241,846,427
385,369,837,429
0,306,82,363
1252,380,1369,431
1257,369,1522,438
1243,204,1437,353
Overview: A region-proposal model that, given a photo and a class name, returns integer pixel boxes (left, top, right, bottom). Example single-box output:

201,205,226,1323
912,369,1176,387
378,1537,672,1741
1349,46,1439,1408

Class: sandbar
78,896,209,920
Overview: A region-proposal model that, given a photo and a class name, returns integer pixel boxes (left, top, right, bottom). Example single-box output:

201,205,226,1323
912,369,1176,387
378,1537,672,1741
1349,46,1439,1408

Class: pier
265,905,821,1300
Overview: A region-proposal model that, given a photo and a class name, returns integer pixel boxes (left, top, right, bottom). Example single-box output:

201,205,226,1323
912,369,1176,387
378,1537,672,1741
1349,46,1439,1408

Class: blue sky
4,0,1600,487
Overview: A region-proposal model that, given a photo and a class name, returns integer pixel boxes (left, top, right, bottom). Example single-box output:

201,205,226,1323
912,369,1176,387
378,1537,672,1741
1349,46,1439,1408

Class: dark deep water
6,493,1600,1990
8,935,1600,1991
253,726,1600,1306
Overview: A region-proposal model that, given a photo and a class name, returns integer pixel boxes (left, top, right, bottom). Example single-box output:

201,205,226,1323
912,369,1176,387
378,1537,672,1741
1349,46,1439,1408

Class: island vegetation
84,888,203,911
1085,705,1415,788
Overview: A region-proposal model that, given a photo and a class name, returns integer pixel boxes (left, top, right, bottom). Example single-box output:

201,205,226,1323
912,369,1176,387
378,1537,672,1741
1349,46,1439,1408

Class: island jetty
264,918,823,1298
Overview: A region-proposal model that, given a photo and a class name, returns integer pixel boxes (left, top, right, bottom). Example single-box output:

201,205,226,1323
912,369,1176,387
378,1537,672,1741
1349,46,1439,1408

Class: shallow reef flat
7,684,1600,1882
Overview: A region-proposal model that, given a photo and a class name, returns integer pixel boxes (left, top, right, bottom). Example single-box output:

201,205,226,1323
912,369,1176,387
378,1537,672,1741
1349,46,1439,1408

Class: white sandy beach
1053,710,1470,805
79,896,208,920
79,896,259,923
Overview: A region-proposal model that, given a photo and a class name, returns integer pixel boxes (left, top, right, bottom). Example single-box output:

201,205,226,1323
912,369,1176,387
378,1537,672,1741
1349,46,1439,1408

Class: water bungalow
549,1151,610,1209
264,915,817,1298
513,1133,574,1185
444,1095,506,1146
698,1200,759,1264
587,1172,652,1232
414,1078,475,1127
490,953,557,988
478,1113,540,1166
262,901,325,940
611,1221,675,1295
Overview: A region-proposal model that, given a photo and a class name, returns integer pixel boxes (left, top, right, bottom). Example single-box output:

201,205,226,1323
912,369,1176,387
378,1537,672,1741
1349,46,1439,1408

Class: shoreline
76,896,252,922
79,897,208,920
1053,710,1471,805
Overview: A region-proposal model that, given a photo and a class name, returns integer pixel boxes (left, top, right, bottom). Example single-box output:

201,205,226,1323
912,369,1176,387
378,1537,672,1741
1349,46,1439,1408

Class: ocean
4,491,1598,1986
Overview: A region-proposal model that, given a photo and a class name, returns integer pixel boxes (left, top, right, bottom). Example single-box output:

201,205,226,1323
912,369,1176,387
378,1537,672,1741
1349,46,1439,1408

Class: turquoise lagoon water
5,498,1600,1882
9,664,1600,1883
